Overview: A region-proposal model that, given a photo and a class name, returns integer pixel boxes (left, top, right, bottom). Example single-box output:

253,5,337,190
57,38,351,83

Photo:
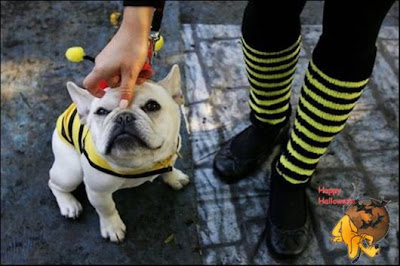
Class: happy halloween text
318,186,356,205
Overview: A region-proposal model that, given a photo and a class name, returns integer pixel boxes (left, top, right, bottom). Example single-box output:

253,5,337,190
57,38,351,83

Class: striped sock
276,59,369,184
242,35,302,126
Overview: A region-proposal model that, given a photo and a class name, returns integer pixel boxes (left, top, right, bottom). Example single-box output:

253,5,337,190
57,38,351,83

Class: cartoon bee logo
331,198,390,263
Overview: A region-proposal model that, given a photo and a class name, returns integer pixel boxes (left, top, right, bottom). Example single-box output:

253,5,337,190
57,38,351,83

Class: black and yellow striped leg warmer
242,35,302,126
275,59,369,185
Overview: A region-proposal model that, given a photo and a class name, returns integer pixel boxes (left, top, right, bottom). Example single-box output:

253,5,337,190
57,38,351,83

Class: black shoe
266,215,311,259
213,112,290,183
265,158,311,258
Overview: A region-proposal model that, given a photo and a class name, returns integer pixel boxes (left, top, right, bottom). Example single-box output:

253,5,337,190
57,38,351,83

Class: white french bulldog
48,65,190,242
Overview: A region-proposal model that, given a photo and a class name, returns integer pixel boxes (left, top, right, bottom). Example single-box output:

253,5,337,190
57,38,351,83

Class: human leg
266,0,395,257
214,0,306,182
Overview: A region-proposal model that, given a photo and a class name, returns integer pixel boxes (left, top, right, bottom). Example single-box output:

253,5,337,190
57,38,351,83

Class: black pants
242,0,395,80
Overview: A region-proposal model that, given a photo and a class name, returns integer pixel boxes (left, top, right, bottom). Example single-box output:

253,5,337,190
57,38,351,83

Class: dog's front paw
56,193,83,219
100,213,127,243
163,169,190,190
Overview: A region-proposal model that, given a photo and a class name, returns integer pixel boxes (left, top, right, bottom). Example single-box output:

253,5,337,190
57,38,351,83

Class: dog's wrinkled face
67,65,184,168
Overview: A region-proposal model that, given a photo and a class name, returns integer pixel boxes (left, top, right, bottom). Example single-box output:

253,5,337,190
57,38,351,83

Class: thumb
119,68,138,109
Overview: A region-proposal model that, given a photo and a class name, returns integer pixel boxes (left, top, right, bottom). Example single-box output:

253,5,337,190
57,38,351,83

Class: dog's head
67,64,183,168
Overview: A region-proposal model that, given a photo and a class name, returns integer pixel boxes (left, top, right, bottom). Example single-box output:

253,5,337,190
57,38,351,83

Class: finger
139,68,155,80
87,81,105,98
119,68,138,109
83,80,105,98
83,69,102,96
107,75,121,88
93,88,105,98
136,77,147,85
136,67,154,85
83,67,111,97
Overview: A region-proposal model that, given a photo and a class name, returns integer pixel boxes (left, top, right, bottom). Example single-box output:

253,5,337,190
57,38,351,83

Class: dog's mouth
105,127,161,154
105,131,145,154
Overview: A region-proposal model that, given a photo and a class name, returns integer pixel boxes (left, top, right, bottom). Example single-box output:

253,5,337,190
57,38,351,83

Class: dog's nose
116,112,135,125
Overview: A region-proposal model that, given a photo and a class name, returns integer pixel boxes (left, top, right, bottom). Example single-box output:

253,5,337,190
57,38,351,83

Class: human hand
83,6,153,108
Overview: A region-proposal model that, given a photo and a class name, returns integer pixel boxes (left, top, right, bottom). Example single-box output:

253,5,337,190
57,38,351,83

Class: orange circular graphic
345,198,390,243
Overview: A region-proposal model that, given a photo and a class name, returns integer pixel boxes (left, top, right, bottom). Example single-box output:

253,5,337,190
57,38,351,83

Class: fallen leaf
164,234,174,244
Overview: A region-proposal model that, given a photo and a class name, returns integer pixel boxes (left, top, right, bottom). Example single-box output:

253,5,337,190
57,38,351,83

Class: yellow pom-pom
110,11,121,26
65,47,85,63
154,35,164,52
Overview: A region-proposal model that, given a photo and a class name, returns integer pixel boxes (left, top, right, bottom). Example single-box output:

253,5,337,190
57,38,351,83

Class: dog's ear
157,64,184,105
66,81,94,124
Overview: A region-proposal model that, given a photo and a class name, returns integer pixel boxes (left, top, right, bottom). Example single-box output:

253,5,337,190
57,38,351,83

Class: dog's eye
143,100,161,112
95,107,110,116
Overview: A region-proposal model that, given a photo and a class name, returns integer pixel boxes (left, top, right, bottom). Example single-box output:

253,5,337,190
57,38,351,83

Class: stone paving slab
182,23,399,264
